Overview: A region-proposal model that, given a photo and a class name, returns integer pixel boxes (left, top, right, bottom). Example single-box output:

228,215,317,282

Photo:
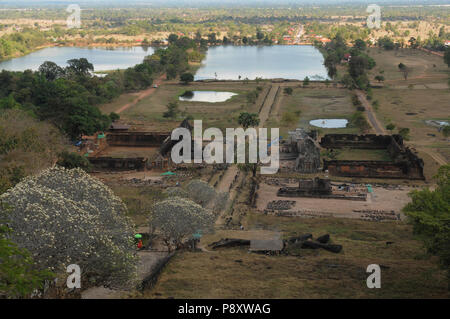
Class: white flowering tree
185,179,217,206
164,187,189,199
0,167,138,288
149,197,215,251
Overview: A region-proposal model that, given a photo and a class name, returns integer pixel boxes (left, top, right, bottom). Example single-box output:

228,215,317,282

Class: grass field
335,148,392,161
119,82,266,131
367,48,448,85
367,48,450,179
141,213,449,298
265,87,360,138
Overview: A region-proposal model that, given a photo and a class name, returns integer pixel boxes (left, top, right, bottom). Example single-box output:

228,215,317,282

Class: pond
195,45,329,81
179,91,238,103
0,46,155,72
309,119,349,128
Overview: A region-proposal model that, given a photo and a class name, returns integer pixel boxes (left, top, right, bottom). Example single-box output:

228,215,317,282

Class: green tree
303,76,310,87
354,39,366,51
386,123,396,132
443,125,450,138
375,75,385,83
38,61,65,81
403,165,450,289
237,112,260,129
109,112,120,122
0,204,53,298
163,101,179,119
66,58,94,77
398,127,410,140
444,48,450,68
284,87,293,95
57,151,92,171
180,72,194,85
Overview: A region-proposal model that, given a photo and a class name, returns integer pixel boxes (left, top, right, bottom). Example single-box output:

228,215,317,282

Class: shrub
57,151,92,171
0,167,138,288
149,197,215,250
283,87,293,95
185,179,217,207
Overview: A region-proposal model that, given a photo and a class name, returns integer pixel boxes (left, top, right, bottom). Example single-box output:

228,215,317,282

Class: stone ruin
277,177,366,201
320,134,425,180
280,128,321,173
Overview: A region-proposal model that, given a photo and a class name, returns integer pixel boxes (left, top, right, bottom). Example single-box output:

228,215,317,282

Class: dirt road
214,84,280,225
259,84,280,126
115,74,165,114
356,90,447,166
355,90,386,135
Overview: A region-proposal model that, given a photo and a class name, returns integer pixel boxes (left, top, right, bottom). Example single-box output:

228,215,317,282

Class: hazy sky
2,0,448,7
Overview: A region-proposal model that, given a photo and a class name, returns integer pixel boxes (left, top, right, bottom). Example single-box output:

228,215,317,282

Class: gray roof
249,239,284,251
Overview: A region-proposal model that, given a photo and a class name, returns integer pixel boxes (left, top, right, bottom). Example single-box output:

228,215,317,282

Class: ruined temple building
280,128,321,173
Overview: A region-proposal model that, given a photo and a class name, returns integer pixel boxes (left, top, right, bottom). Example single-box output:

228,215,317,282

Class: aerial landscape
0,0,449,304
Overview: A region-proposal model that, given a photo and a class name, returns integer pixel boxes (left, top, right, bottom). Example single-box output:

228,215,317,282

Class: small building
249,239,284,254
109,123,130,131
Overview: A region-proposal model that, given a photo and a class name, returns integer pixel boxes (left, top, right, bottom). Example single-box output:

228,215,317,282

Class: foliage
0,109,67,194
398,127,410,140
375,75,385,83
165,187,189,199
386,123,396,132
445,48,450,68
56,151,92,171
109,112,120,122
283,87,293,95
349,111,370,132
237,112,260,129
163,101,179,119
149,197,215,251
0,167,138,288
303,76,310,86
403,165,450,288
180,72,194,84
185,179,217,207
443,125,450,138
0,205,54,298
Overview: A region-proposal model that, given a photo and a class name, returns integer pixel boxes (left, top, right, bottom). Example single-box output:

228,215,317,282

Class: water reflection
309,119,348,128
0,46,155,71
179,91,237,103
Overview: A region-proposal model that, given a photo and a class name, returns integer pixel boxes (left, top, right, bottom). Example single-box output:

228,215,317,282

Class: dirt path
417,147,447,166
356,90,447,166
356,90,385,134
259,84,280,126
115,74,165,114
216,165,238,193
213,84,279,226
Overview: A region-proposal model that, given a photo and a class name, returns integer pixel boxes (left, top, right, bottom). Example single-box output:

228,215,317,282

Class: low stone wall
107,132,170,147
323,159,424,180
320,134,398,149
320,134,425,180
88,157,147,171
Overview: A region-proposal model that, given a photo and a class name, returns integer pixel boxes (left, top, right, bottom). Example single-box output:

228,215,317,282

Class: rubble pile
266,200,296,210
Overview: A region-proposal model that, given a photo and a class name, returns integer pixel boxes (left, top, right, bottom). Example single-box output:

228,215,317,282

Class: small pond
179,91,237,103
309,119,348,128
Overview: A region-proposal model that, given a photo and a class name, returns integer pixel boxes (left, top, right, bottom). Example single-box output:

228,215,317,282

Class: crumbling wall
89,157,147,171
323,159,424,180
320,134,424,180
107,132,170,147
320,134,399,149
